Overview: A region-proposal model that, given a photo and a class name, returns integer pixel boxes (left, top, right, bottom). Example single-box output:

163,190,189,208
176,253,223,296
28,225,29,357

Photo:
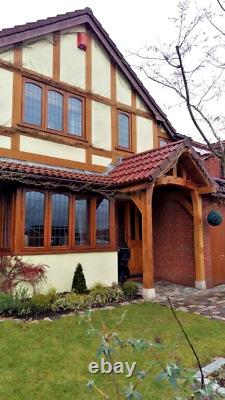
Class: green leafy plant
122,281,139,299
29,288,58,315
71,263,87,294
52,292,90,312
0,288,30,316
82,299,219,400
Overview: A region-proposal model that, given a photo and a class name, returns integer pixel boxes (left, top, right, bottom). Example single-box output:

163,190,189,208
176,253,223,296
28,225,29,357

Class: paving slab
150,281,225,321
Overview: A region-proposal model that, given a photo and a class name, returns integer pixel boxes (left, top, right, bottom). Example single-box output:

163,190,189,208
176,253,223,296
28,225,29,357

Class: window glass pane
25,191,45,247
68,97,82,136
48,91,63,131
118,113,129,148
75,198,89,245
24,83,42,126
51,194,69,246
96,198,110,245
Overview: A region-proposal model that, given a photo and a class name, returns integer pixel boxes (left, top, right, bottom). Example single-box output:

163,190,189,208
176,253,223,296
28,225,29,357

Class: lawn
0,302,225,399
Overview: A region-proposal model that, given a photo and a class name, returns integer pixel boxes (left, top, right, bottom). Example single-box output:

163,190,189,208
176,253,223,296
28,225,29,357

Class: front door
126,203,143,276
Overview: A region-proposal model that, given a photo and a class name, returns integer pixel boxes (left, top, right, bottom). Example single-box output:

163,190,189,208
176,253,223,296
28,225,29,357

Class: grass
0,302,225,399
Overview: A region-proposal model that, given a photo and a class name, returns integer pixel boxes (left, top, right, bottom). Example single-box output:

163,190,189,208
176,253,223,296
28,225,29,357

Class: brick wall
203,155,221,178
203,197,225,287
153,192,195,286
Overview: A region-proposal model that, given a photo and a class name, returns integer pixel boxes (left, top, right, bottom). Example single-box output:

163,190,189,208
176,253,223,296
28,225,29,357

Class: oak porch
118,174,214,299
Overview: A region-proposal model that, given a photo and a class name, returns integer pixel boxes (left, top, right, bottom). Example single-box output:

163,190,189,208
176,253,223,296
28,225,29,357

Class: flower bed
0,282,141,319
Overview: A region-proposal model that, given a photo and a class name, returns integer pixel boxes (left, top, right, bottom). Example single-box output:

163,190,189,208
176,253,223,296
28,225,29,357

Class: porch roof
0,140,216,192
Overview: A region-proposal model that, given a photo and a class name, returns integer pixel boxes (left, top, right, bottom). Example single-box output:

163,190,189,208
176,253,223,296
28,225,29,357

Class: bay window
20,190,113,252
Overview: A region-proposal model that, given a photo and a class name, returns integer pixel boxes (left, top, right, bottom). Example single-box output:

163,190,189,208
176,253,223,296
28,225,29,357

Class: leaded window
24,82,42,126
51,194,69,246
118,112,130,149
75,197,89,245
25,191,45,247
68,97,82,136
96,198,110,245
47,90,63,131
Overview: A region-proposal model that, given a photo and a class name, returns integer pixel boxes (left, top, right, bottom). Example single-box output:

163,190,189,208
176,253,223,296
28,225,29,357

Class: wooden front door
126,203,143,276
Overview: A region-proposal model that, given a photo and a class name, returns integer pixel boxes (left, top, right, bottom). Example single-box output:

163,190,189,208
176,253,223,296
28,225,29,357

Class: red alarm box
77,32,88,51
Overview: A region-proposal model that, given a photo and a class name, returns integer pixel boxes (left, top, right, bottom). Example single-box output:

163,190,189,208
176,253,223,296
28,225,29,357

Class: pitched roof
0,158,111,184
0,140,215,191
0,8,176,138
214,178,225,198
108,139,214,186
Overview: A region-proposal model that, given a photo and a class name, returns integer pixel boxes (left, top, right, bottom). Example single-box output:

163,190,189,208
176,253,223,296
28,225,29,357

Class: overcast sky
0,0,223,141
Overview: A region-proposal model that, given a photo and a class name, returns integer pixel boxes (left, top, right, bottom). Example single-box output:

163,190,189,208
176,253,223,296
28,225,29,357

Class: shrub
71,263,87,294
0,256,47,293
89,283,125,305
89,283,109,304
52,293,89,312
107,285,125,303
0,288,30,316
122,281,139,298
29,288,58,315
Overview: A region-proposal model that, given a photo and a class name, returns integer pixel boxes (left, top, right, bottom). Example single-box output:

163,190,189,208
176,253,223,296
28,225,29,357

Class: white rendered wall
0,48,14,63
23,252,118,292
22,35,53,77
92,101,111,150
0,135,11,149
20,136,86,163
92,154,112,167
116,70,132,105
0,68,13,127
136,116,153,153
60,28,86,89
92,39,111,98
136,96,149,112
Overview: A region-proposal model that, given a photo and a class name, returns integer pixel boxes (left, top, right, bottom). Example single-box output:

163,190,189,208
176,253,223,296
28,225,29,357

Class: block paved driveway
150,281,225,321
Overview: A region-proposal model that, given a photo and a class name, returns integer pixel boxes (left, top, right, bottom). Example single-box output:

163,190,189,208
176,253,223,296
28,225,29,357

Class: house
0,8,224,298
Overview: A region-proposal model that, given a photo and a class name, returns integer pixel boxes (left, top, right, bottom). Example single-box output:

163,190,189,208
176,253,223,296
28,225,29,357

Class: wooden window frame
0,189,13,253
22,78,86,141
19,188,115,254
67,95,85,139
22,78,45,129
116,110,132,152
21,189,48,251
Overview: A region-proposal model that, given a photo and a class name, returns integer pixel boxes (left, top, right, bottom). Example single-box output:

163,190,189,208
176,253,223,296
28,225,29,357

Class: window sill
16,246,117,255
115,146,134,154
17,124,88,144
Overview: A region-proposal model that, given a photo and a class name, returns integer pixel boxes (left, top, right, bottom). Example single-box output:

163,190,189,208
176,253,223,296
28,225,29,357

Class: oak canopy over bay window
23,79,84,138
21,189,113,252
